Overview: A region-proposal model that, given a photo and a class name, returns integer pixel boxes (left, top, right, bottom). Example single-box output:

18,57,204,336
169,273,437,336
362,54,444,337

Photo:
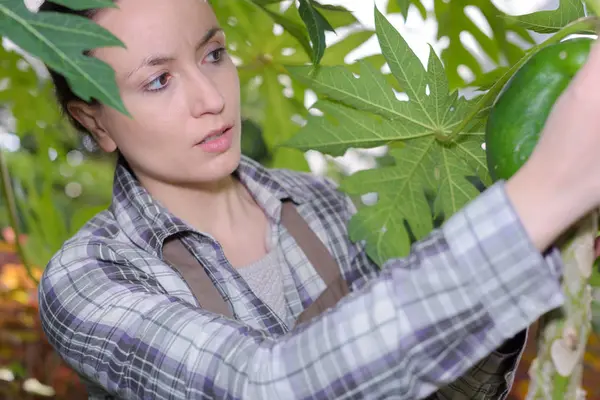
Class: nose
185,69,225,117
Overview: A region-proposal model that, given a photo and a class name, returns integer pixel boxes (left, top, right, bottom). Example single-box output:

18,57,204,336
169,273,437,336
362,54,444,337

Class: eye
146,73,172,92
205,47,226,64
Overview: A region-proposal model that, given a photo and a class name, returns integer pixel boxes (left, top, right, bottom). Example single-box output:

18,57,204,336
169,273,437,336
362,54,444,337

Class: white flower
22,378,56,397
0,368,14,382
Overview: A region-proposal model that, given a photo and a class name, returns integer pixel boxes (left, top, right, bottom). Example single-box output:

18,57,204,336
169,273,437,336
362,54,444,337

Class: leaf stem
446,16,599,143
0,148,38,285
585,0,600,18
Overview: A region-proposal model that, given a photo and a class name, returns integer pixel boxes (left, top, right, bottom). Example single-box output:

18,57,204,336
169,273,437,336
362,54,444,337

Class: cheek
102,103,177,149
219,64,241,106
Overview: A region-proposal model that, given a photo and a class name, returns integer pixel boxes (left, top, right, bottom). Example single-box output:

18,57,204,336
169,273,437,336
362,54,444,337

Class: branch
0,148,38,285
585,0,600,17
447,16,600,142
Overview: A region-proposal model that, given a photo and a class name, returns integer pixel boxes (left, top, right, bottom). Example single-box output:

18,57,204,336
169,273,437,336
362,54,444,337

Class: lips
198,124,233,145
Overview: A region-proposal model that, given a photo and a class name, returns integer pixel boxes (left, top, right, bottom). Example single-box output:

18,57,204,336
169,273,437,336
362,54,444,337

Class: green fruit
485,37,594,182
241,118,269,162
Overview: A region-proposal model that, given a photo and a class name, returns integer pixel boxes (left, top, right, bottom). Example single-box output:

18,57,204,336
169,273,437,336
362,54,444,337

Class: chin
194,146,242,182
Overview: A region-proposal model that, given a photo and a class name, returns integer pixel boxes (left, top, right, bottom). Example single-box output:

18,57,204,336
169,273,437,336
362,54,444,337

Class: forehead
92,0,218,69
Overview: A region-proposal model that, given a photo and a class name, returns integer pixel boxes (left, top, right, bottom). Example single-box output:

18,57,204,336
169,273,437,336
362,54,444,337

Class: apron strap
162,238,235,319
162,200,350,324
280,202,350,325
280,202,344,288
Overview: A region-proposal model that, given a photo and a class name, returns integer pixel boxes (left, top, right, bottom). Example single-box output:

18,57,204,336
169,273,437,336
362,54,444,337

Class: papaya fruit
485,37,594,182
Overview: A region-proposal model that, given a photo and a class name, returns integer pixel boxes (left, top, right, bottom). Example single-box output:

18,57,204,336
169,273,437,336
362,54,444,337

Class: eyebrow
125,27,224,80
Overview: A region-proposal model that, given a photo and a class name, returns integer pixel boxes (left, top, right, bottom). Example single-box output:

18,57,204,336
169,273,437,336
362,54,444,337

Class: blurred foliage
387,0,587,89
0,231,86,399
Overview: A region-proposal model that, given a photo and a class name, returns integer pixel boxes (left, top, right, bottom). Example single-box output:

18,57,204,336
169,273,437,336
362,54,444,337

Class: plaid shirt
38,155,565,399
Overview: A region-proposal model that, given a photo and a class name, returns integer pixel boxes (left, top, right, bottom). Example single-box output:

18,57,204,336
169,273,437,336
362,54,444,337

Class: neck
139,172,257,237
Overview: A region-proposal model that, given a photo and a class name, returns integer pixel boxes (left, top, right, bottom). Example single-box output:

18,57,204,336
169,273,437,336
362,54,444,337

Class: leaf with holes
285,7,490,264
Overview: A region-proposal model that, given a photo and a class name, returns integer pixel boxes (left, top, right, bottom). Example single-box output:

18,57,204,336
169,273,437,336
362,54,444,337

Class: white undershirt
236,222,290,323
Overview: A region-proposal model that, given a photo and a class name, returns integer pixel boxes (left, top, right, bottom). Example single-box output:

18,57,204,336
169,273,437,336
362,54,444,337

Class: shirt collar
110,154,312,258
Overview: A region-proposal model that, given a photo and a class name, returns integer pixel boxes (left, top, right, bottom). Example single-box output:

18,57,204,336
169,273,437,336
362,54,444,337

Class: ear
67,101,118,153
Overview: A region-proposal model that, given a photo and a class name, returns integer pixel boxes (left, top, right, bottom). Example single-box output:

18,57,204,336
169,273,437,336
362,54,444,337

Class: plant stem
585,0,600,18
0,148,38,285
447,16,599,143
526,211,598,400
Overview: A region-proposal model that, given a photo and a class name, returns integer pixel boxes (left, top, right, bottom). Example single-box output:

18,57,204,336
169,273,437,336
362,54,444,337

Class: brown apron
162,201,350,326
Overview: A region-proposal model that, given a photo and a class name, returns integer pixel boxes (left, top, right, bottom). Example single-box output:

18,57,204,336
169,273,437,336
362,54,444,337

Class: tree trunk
525,210,598,400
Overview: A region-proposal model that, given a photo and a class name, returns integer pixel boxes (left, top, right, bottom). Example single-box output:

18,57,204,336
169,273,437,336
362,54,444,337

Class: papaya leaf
388,0,536,89
253,3,313,59
341,145,434,264
285,7,490,264
320,30,375,66
447,15,599,142
387,0,427,20
261,67,308,171
0,46,38,105
506,0,586,34
298,0,330,64
311,2,357,29
433,0,536,88
0,0,128,115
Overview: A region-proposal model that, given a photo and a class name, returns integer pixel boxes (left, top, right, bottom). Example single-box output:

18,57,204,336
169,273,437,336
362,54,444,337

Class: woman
36,0,600,399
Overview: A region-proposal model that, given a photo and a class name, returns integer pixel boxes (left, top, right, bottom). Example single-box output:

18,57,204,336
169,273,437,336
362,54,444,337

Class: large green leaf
0,0,127,115
507,0,586,33
285,7,490,264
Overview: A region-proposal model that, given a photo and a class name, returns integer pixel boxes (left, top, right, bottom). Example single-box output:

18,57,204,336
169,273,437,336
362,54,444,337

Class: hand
506,40,600,252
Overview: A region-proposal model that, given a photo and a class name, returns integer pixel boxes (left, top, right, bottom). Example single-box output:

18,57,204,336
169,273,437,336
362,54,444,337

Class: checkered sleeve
38,181,564,399
341,183,561,400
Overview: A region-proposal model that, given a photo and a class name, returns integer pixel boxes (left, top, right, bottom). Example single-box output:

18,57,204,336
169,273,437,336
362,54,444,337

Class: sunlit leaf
285,7,489,263
0,0,128,114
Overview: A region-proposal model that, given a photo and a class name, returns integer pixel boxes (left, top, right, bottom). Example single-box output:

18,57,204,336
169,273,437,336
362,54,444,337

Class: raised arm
340,180,563,399
38,180,565,400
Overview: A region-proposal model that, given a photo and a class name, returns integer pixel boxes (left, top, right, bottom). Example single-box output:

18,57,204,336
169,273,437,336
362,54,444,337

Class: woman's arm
339,180,561,399
38,181,564,400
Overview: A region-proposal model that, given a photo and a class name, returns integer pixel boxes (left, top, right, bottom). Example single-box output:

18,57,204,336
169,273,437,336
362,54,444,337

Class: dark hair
38,1,114,133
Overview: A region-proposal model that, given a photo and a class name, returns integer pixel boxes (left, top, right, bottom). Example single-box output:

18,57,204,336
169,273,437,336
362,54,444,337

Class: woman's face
71,0,242,186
